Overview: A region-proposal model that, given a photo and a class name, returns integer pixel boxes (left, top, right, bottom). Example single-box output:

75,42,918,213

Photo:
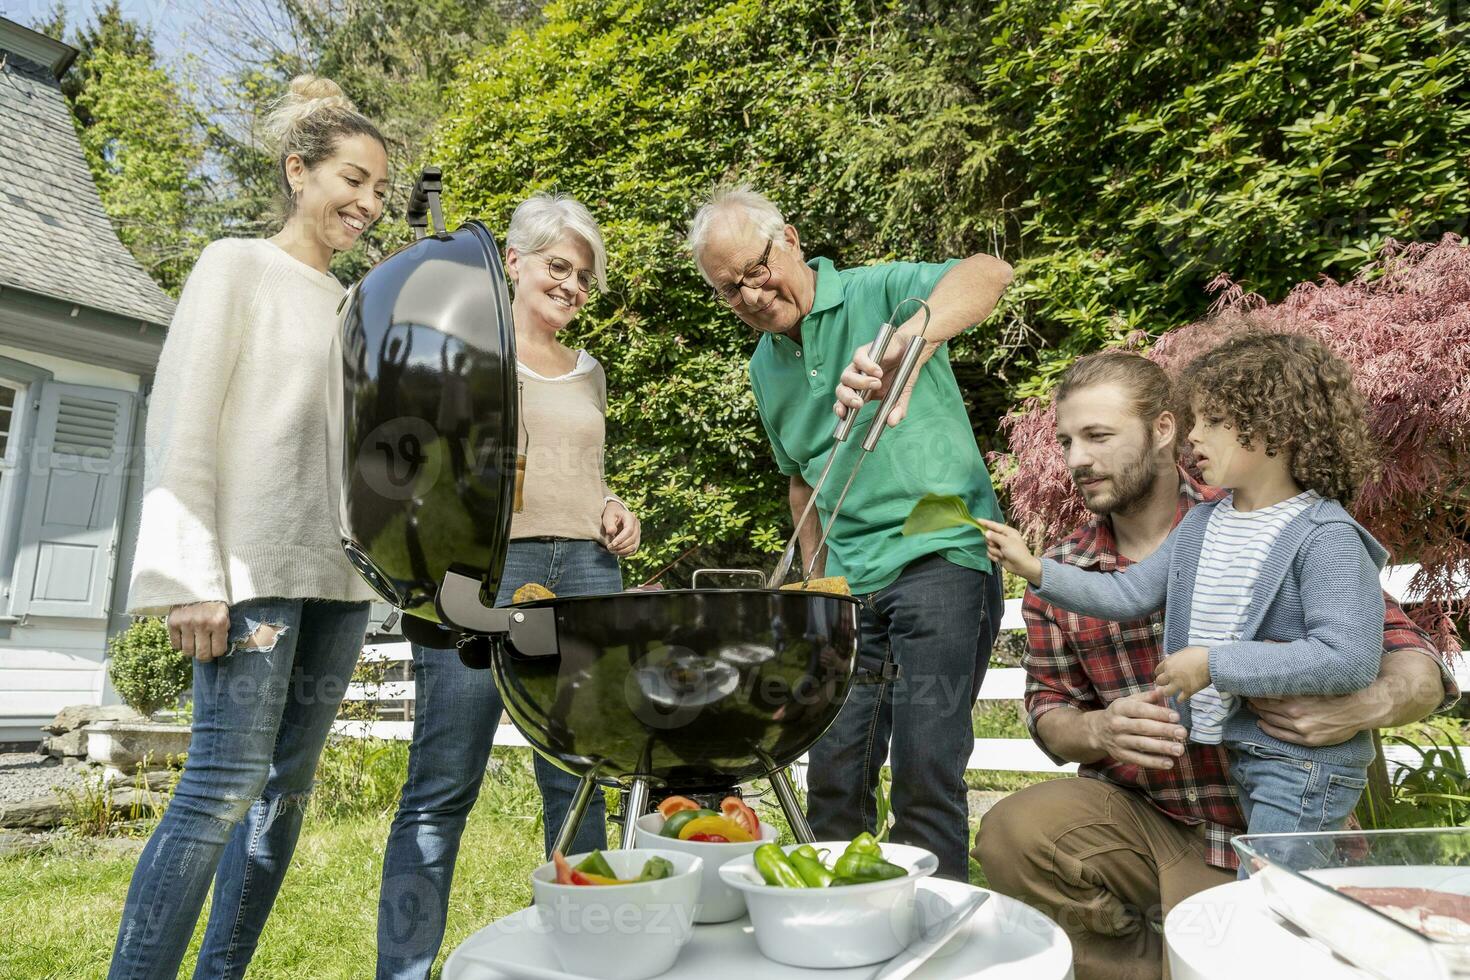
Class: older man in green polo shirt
686,185,1013,879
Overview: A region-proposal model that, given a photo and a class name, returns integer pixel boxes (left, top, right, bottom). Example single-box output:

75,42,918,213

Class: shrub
107,617,191,718
429,0,1470,577
994,235,1470,648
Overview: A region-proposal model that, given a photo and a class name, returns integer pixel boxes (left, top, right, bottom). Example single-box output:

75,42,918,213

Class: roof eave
0,17,78,79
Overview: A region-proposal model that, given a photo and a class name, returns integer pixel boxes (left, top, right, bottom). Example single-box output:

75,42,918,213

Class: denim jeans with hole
804,554,1004,881
376,537,621,980
108,598,370,980
1228,740,1369,879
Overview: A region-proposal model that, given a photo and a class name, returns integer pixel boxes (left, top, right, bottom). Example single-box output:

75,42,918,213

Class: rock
39,729,88,759
43,705,145,736
61,756,82,768
0,830,49,858
0,795,67,830
99,766,175,790
109,785,168,811
967,790,1010,822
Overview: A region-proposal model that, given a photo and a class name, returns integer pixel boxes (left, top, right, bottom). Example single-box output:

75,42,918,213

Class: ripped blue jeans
109,597,369,980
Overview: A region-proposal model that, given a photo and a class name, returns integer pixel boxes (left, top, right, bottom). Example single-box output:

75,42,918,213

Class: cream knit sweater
512,357,615,540
128,238,376,615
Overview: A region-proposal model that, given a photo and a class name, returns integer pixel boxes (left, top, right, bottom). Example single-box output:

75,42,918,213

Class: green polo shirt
748,256,1002,594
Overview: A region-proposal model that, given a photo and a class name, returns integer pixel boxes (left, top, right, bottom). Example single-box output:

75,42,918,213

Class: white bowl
718,840,939,968
632,812,782,923
530,848,702,980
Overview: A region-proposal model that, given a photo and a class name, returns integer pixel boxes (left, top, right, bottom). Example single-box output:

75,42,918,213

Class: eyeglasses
541,254,598,294
712,239,774,307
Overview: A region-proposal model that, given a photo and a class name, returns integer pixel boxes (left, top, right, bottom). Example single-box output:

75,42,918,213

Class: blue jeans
376,537,621,980
806,554,1004,881
109,598,370,980
1229,740,1369,879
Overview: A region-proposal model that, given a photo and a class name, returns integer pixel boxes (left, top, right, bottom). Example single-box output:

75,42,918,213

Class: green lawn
0,748,554,980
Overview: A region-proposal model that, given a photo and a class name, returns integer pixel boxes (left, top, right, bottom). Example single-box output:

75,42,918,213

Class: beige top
512,353,616,540
128,238,377,615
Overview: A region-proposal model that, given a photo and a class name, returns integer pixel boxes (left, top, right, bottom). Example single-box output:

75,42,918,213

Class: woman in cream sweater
110,77,387,979
376,193,640,980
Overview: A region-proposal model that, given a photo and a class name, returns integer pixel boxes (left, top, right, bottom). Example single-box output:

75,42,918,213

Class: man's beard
1072,442,1160,517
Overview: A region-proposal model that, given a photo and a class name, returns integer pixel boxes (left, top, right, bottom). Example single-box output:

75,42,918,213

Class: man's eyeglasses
542,254,598,294
713,239,774,307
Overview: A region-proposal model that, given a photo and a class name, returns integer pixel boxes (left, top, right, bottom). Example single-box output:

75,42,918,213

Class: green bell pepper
753,843,806,887
788,850,834,888
574,850,617,879
832,850,907,883
635,855,674,881
660,808,717,839
842,832,883,858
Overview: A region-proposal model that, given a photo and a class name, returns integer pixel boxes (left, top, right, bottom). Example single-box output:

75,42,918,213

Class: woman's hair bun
262,74,358,149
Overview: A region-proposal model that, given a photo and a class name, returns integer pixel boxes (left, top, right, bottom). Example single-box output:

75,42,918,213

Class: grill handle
691,568,767,590
406,166,445,239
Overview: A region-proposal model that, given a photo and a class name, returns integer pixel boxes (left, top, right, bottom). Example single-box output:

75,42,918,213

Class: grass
0,747,576,980
0,737,1056,978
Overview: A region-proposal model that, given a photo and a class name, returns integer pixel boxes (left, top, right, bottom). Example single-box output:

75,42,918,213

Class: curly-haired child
980,331,1386,863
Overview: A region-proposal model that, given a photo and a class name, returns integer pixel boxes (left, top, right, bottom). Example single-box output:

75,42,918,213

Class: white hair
686,184,787,281
506,192,609,291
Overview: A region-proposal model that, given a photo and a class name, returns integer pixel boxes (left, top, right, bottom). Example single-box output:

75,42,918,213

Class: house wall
0,342,143,744
0,342,143,390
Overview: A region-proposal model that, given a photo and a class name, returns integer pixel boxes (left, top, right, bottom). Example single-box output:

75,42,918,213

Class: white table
446,878,1073,980
1165,879,1370,979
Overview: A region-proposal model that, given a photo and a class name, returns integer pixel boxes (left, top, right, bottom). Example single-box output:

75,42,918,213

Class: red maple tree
992,235,1470,649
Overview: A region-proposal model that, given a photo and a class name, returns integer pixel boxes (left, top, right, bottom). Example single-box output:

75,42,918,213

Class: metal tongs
766,298,933,588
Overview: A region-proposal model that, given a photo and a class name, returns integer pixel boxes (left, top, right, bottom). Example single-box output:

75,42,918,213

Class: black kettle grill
330,168,861,851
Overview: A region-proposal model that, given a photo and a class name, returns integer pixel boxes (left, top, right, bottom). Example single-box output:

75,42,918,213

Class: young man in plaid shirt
973,350,1457,980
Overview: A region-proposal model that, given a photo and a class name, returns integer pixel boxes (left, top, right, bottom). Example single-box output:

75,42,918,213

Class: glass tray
1233,828,1470,980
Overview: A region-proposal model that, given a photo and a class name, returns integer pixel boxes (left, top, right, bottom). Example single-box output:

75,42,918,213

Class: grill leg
771,766,813,843
551,772,600,858
620,777,651,850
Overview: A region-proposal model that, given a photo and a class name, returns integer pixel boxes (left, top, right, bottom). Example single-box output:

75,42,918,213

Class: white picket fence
333,564,1468,779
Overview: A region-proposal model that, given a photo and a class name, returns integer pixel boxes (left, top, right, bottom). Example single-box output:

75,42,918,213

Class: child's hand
974,519,1043,586
1155,646,1211,700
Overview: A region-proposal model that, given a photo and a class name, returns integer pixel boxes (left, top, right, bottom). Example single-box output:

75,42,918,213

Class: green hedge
431,0,1469,579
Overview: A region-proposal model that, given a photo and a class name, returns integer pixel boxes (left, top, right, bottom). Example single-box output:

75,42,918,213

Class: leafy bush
995,235,1470,646
1359,722,1470,829
106,617,191,719
430,0,1470,577
310,735,411,821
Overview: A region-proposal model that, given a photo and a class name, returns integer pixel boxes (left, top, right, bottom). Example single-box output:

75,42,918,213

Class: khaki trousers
973,777,1233,980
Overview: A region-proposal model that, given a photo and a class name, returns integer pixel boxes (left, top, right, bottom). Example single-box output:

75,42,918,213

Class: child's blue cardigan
1034,497,1388,767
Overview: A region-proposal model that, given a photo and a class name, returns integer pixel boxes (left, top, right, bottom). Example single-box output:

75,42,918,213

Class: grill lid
327,167,518,629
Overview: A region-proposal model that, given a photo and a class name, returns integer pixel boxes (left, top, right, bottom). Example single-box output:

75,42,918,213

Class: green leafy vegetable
901,495,987,537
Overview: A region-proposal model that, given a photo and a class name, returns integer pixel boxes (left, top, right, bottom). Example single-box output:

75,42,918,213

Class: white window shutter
9,383,136,619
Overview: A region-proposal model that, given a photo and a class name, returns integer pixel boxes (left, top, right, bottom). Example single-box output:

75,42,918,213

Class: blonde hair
506,192,609,291
262,75,385,219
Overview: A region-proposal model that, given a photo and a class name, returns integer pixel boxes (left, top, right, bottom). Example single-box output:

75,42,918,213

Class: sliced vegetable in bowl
655,794,700,818
551,849,674,886
655,795,760,843
752,833,909,887
717,839,940,968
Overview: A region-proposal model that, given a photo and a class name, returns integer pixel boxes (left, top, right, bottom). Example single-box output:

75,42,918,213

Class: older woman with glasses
376,192,639,980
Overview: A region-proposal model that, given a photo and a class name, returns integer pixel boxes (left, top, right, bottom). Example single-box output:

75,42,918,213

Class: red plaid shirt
1023,469,1458,870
